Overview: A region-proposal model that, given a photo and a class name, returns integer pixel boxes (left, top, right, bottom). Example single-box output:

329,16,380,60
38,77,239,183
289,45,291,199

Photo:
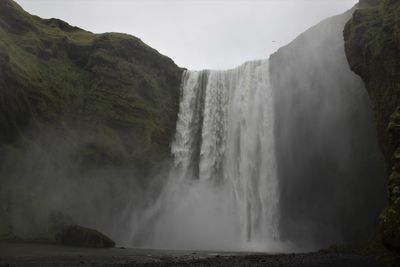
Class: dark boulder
57,224,115,248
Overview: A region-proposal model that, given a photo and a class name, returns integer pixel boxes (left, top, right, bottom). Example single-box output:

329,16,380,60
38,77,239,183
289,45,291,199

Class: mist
0,125,149,244
270,8,386,249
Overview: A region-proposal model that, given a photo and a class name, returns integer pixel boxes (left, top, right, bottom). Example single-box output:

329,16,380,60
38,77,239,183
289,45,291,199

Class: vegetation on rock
344,0,400,252
0,0,183,242
0,0,183,171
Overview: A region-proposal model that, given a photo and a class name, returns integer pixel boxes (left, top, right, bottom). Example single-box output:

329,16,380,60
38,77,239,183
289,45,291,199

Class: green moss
0,0,183,175
0,0,184,243
344,0,400,252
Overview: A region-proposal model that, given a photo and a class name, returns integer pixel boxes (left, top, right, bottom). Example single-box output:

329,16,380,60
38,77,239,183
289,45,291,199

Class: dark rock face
58,225,115,248
344,0,400,252
270,8,386,249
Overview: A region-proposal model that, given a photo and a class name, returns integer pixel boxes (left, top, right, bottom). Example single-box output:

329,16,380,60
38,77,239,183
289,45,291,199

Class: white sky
15,0,357,70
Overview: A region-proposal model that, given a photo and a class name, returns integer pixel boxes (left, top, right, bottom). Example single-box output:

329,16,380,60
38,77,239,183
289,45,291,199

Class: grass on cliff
345,0,400,58
0,0,182,173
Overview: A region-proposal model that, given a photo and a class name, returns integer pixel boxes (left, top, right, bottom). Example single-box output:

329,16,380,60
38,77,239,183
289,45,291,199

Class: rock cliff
344,0,400,252
0,0,183,243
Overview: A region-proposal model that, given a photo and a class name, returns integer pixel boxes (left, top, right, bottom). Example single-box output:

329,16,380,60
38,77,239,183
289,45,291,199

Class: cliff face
0,0,182,171
344,0,400,251
0,0,182,242
270,8,386,249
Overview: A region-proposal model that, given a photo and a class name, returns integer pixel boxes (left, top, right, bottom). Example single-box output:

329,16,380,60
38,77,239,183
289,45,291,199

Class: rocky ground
1,243,399,267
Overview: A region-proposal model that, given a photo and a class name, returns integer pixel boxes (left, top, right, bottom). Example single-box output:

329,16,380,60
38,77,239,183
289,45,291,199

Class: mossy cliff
0,0,183,172
0,0,183,242
344,0,400,251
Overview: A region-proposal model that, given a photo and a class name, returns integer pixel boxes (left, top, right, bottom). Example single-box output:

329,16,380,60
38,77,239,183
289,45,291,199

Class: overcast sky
15,0,357,70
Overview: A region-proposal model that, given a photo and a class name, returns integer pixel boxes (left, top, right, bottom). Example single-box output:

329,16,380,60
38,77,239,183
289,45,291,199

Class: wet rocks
48,211,115,248
57,224,115,248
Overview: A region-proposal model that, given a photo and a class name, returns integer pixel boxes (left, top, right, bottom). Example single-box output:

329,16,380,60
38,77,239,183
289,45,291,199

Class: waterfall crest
133,60,281,251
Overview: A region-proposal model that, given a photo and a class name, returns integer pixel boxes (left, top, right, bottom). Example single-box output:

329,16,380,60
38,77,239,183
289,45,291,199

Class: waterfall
126,10,386,253
131,59,281,251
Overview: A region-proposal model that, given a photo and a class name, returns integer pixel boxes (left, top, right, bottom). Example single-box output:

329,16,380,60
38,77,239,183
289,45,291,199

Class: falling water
132,59,281,251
